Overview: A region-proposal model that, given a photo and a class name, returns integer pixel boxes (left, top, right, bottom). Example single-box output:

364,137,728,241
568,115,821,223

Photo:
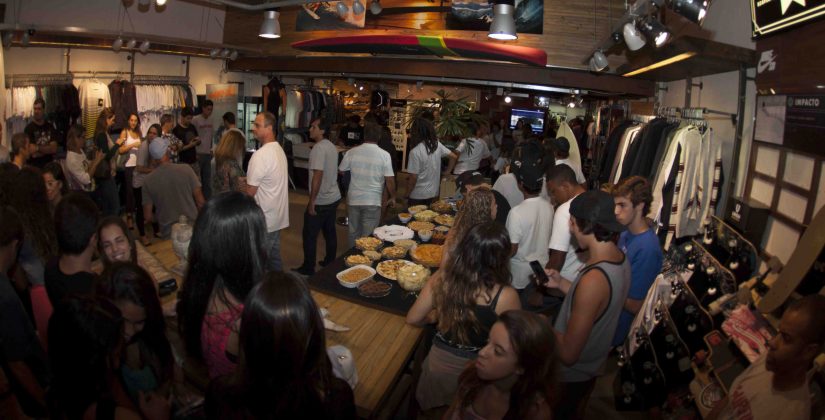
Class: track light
220,48,230,58
21,30,30,47
259,10,281,39
336,2,349,17
671,0,709,25
126,39,137,49
488,0,518,40
352,0,365,15
229,50,239,60
638,17,671,47
138,0,150,6
156,0,168,5
359,85,364,91
591,50,608,71
139,40,150,54
112,37,124,52
210,48,220,58
370,0,382,15
622,22,646,51
504,94,512,104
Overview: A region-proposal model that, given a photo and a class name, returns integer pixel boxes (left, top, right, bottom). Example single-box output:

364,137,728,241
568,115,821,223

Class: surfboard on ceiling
291,35,547,67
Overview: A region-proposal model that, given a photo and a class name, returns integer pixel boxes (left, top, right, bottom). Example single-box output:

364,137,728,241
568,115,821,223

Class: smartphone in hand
529,260,548,284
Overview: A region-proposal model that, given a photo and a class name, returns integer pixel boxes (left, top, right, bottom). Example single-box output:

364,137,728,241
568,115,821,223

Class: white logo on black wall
758,50,777,73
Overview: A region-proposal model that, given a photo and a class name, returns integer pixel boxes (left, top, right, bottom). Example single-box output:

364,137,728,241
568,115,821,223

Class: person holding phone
173,107,201,180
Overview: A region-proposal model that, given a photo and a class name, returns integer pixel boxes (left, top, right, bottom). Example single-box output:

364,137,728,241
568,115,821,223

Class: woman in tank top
118,114,142,231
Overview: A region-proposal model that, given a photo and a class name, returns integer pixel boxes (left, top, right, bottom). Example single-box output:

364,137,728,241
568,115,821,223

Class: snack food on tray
393,239,417,251
398,212,412,222
382,246,407,259
407,221,435,232
413,210,438,222
408,205,428,214
430,200,453,214
397,263,430,292
433,214,455,227
376,259,413,281
336,266,375,288
345,254,372,267
434,225,450,233
373,225,414,241
412,244,443,268
363,250,382,262
358,280,392,298
355,236,383,251
431,230,448,245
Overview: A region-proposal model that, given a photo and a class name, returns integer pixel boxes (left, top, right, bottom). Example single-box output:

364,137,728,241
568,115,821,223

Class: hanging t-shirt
24,120,59,167
406,142,451,200
452,137,491,175
79,80,112,140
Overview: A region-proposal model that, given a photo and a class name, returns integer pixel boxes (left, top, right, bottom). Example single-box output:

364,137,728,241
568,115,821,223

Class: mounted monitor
509,108,545,133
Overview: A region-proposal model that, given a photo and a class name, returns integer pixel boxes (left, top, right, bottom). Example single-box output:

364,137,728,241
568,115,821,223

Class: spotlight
156,0,168,5
359,85,364,91
210,48,220,58
352,0,366,15
370,0,382,15
622,22,646,51
112,37,124,52
638,18,671,47
139,40,150,54
220,48,230,58
592,50,609,71
671,0,709,25
504,95,512,104
488,0,518,40
21,30,30,47
259,10,281,39
336,2,349,18
126,39,137,49
138,0,150,6
229,50,239,61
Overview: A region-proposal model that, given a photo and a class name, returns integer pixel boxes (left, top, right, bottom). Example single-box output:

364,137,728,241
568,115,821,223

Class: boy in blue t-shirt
610,176,663,346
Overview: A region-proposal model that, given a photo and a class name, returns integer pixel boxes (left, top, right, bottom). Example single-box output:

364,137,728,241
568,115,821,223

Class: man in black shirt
44,193,100,306
456,170,511,227
172,107,201,177
337,115,364,148
23,98,59,168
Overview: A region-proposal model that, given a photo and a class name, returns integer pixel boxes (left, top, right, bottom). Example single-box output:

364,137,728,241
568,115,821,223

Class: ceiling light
229,50,239,61
156,0,168,5
336,2,349,17
504,95,512,104
622,22,646,51
671,0,709,25
21,30,30,47
817,85,825,89
622,51,697,77
359,85,364,91
210,48,220,58
139,40,150,54
138,0,150,6
592,50,609,71
488,0,518,40
352,0,366,15
126,39,137,49
259,10,281,39
112,37,124,52
370,0,382,14
638,18,671,47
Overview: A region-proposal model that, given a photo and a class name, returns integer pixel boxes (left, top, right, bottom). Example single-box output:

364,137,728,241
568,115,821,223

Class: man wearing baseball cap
553,136,586,185
539,190,631,419
141,136,205,238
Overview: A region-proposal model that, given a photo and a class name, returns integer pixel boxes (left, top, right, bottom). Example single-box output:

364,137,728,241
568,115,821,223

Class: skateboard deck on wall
758,205,825,313
291,35,548,67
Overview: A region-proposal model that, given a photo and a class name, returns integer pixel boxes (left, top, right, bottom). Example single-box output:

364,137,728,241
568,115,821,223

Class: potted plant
407,89,487,148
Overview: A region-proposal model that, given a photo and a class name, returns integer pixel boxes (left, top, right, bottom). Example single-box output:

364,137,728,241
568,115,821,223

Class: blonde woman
212,130,247,195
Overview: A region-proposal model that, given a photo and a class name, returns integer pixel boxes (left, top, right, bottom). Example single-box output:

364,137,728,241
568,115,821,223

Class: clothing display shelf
5,73,73,87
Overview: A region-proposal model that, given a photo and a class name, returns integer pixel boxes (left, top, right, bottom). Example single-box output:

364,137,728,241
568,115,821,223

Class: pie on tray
376,259,414,281
411,244,443,268
345,254,372,267
355,236,383,251
407,221,435,232
381,246,407,259
413,210,438,222
433,214,455,227
430,200,453,214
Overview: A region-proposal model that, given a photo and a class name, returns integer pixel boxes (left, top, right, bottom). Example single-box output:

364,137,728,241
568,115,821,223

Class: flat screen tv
509,108,545,133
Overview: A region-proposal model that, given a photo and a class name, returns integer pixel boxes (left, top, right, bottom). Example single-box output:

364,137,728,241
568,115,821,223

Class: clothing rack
631,114,655,123
132,75,189,85
70,70,132,80
5,73,74,87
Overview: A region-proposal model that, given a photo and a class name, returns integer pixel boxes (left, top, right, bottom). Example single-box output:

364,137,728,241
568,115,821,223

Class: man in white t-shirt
404,117,452,206
246,112,289,272
294,117,342,276
707,295,824,420
552,137,586,185
339,121,396,247
445,122,491,175
506,156,554,302
192,100,215,199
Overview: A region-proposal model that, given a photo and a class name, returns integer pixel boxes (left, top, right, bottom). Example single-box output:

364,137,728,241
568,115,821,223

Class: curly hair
434,222,511,344
10,166,57,261
447,188,495,253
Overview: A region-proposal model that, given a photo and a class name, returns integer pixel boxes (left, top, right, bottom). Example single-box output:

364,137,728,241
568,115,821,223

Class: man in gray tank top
540,190,631,420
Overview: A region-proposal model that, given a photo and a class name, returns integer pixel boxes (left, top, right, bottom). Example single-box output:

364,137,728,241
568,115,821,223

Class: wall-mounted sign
784,94,825,156
751,0,825,38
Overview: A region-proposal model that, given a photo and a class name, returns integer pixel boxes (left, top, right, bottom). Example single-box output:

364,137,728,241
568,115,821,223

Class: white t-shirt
406,142,451,200
492,173,524,208
247,141,290,232
339,143,394,207
123,132,141,168
556,158,586,184
308,139,342,206
506,197,554,289
453,137,491,175
718,356,811,420
192,114,215,154
548,195,586,281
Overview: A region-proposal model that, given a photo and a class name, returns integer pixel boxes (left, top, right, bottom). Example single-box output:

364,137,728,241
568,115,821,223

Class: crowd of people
0,98,822,420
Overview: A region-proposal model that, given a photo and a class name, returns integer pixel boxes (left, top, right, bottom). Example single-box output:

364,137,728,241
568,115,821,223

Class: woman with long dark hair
177,191,268,379
446,310,558,420
407,222,522,411
43,161,68,214
404,117,452,206
205,272,356,419
10,166,58,288
93,108,123,217
97,262,175,406
117,114,143,230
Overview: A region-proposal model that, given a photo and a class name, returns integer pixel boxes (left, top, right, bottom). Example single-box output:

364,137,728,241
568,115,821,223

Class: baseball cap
552,137,570,154
569,190,625,233
455,171,485,192
511,157,545,191
149,137,170,160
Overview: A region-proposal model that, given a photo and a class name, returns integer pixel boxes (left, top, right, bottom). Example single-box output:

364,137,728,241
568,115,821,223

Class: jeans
92,177,120,217
347,205,382,248
301,200,339,270
265,229,283,273
519,281,564,314
198,153,212,200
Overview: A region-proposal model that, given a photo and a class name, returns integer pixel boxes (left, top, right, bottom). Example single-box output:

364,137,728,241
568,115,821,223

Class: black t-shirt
338,126,364,148
44,258,98,307
172,124,199,164
492,190,511,227
24,120,60,168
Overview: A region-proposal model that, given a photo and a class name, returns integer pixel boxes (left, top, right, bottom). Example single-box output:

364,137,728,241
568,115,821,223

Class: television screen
509,108,545,133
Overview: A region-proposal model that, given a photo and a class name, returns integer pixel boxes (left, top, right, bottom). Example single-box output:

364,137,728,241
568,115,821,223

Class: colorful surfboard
291,35,547,67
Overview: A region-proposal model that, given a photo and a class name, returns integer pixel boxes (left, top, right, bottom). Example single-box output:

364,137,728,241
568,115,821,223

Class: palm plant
407,89,486,143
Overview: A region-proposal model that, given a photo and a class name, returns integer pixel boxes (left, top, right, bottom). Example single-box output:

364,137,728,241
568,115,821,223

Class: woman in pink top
177,191,268,378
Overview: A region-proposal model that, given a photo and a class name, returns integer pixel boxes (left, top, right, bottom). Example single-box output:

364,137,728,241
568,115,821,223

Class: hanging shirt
79,80,112,140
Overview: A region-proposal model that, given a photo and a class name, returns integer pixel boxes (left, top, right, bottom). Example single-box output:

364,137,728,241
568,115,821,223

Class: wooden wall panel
222,0,628,70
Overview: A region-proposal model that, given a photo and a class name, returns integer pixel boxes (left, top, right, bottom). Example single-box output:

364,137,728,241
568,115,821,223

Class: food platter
355,236,383,251
411,244,443,268
381,246,407,259
376,259,415,281
373,225,415,242
413,210,438,222
345,254,372,267
336,265,376,288
433,214,455,227
407,221,435,232
430,200,453,214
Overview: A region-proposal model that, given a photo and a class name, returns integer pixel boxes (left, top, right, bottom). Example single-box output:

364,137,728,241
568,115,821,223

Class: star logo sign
780,0,806,15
